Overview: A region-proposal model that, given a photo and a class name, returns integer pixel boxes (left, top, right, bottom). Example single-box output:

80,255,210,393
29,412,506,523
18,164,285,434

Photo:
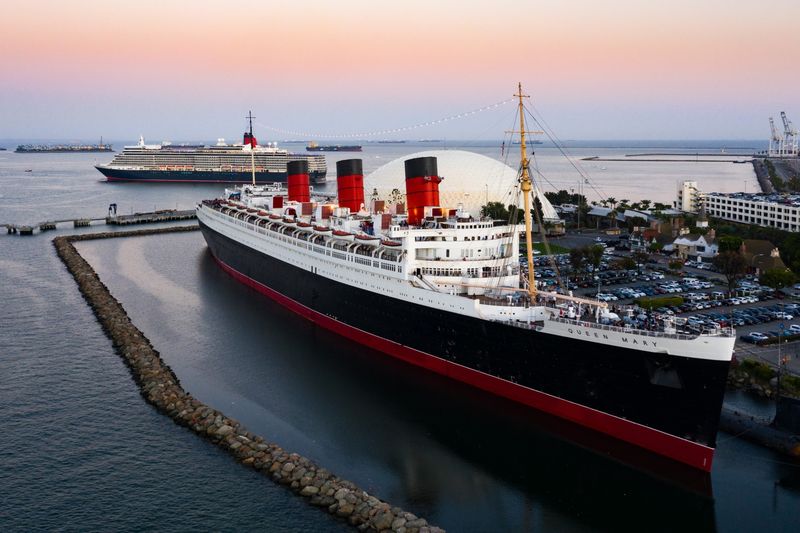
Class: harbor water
2,143,799,532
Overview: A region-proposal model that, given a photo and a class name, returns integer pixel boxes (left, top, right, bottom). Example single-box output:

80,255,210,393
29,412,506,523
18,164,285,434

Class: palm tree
640,199,652,211
607,209,619,228
606,197,617,209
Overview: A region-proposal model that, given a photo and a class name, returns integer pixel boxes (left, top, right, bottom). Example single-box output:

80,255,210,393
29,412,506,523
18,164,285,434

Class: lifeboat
268,214,281,220
296,221,313,232
257,210,268,216
381,239,402,247
355,234,381,246
313,225,332,234
332,230,355,242
282,218,297,226
246,208,257,213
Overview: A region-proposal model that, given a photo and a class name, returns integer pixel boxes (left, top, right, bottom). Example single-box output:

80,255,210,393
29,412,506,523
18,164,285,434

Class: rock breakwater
53,226,442,533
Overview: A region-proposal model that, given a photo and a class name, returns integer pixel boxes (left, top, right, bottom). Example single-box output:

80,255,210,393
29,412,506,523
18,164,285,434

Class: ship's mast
515,83,536,297
248,111,256,186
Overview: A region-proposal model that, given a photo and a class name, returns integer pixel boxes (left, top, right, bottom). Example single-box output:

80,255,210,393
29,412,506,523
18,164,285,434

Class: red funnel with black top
404,156,441,225
287,160,310,203
336,159,365,213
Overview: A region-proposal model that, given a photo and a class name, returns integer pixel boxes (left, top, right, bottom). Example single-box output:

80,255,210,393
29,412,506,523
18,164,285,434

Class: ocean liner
196,86,734,472
95,113,327,184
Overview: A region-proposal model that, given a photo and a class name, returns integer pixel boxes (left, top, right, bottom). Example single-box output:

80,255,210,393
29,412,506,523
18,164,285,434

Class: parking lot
529,246,800,373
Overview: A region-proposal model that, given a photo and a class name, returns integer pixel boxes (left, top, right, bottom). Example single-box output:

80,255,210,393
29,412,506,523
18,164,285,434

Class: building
740,239,787,274
704,192,800,232
671,230,718,261
675,180,703,213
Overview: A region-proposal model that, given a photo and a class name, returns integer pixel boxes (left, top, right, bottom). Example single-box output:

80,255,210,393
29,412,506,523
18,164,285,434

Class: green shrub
634,295,684,309
782,374,800,397
758,333,800,346
739,359,776,381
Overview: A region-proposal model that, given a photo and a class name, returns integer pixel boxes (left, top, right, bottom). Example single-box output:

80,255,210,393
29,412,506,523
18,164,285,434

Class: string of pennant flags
255,98,515,139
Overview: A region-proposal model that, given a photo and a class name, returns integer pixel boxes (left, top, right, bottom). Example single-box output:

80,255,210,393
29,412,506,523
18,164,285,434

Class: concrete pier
53,226,441,533
107,209,196,225
4,209,197,236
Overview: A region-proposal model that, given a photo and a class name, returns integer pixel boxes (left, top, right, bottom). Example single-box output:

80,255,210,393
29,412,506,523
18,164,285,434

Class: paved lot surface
532,237,800,375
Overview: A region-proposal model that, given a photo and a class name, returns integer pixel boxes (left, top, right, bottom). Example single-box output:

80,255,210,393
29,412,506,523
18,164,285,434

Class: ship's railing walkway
497,308,734,341
204,205,405,275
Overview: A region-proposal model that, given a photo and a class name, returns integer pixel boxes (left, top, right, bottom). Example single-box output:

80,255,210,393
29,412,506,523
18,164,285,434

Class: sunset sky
1,0,797,141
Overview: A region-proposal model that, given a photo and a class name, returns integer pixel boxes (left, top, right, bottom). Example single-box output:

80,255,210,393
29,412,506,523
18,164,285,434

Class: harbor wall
752,159,775,193
53,226,441,533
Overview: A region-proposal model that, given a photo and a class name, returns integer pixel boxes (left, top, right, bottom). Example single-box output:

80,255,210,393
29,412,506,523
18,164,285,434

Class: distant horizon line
0,137,770,144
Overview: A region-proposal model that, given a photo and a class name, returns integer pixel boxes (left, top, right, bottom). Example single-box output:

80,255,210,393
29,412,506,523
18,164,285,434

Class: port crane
780,111,798,156
769,117,784,156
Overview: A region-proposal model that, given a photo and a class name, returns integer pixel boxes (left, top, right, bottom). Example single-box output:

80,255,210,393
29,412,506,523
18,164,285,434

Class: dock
107,209,196,225
4,209,197,236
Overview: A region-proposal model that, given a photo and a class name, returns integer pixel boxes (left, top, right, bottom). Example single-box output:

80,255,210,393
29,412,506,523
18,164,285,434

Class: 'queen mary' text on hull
196,92,734,472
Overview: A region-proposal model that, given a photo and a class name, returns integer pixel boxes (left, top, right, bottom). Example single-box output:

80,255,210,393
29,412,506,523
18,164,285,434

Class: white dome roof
364,150,559,220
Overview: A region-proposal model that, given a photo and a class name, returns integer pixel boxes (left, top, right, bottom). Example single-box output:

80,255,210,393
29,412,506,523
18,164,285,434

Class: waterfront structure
676,180,702,213
704,192,800,232
196,86,735,472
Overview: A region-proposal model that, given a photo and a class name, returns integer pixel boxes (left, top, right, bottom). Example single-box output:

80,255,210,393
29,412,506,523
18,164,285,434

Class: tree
586,245,604,270
614,256,637,270
481,201,509,221
713,251,748,293
633,250,650,274
717,235,743,253
607,209,619,228
760,268,797,290
569,248,586,274
668,259,685,274
649,242,663,253
607,197,617,209
640,199,652,211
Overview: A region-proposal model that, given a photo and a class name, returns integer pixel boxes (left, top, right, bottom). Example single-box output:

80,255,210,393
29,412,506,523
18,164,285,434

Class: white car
789,324,800,332
775,312,794,320
750,332,769,340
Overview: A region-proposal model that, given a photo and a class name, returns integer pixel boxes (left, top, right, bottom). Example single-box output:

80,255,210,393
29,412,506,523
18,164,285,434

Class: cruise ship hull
199,219,730,471
97,166,327,185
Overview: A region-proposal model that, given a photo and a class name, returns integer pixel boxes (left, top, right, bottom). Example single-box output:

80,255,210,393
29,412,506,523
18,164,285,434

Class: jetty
4,209,196,236
54,226,441,533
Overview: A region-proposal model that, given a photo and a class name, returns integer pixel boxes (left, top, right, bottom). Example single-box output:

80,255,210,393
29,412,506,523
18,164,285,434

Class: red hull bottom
211,254,715,472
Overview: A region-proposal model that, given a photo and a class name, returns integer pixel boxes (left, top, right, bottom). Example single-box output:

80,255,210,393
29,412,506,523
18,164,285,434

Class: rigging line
523,104,609,202
255,98,515,139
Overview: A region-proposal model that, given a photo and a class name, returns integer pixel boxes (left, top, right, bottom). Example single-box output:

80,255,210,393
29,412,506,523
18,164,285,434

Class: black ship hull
199,220,730,471
97,166,327,185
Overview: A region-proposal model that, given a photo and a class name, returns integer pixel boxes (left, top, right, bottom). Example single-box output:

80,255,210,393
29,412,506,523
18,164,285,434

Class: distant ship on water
15,138,113,153
95,112,327,184
306,141,362,152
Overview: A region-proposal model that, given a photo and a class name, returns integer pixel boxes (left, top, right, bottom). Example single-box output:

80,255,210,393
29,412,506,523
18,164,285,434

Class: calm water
2,145,799,532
